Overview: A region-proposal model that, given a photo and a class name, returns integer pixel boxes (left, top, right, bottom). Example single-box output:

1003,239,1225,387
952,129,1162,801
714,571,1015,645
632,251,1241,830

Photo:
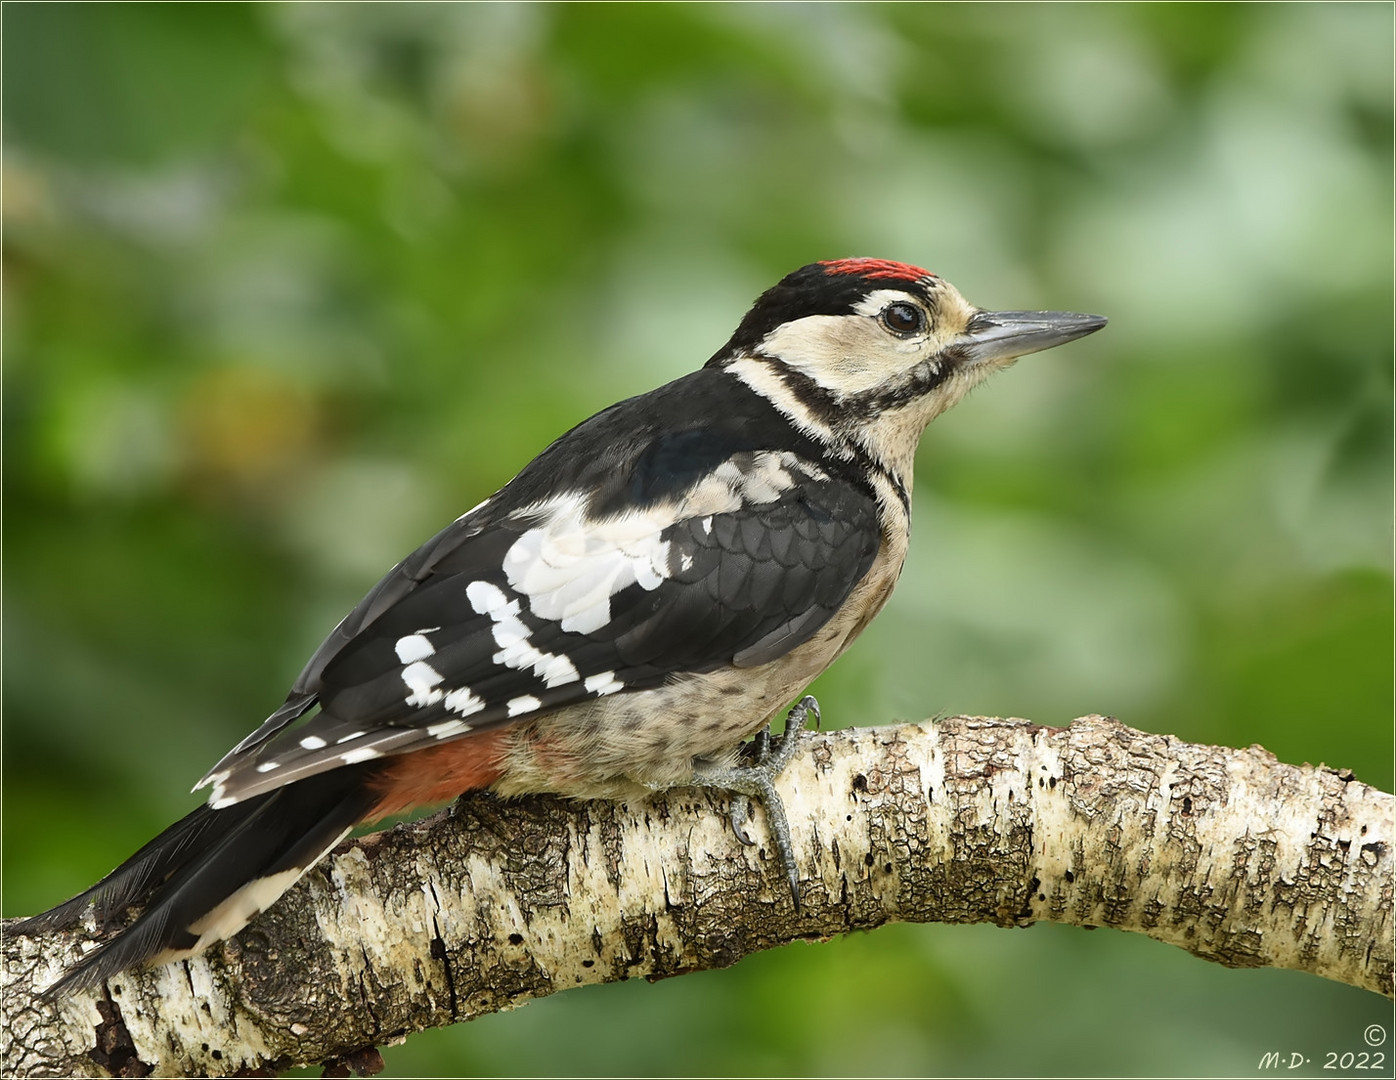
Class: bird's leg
692,695,819,909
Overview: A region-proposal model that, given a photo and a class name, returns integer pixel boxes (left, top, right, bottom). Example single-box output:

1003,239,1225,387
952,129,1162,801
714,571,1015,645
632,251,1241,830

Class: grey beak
960,310,1107,365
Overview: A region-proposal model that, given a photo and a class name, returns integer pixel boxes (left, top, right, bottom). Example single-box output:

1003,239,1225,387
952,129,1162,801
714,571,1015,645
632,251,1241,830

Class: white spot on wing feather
535,651,581,686
444,686,485,717
788,455,830,483
466,578,582,686
687,451,806,508
491,616,529,647
467,580,511,615
395,633,436,664
507,694,541,716
584,671,624,696
194,769,228,794
402,660,445,707
300,735,327,750
629,552,666,590
340,745,383,764
427,717,473,738
255,761,281,773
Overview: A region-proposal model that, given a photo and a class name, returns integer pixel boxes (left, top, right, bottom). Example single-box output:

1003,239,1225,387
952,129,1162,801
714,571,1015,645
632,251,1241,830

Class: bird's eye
881,302,925,335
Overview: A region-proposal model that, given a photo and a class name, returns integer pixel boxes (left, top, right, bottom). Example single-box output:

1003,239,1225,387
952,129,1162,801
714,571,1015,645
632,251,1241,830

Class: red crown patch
818,258,935,282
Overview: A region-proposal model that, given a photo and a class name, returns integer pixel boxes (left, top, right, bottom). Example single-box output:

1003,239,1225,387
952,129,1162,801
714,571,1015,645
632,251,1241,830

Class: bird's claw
729,794,754,845
695,695,820,909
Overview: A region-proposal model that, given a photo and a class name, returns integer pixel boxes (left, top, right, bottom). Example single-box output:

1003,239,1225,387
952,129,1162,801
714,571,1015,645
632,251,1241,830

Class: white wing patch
683,457,784,509
500,456,813,638
503,501,673,635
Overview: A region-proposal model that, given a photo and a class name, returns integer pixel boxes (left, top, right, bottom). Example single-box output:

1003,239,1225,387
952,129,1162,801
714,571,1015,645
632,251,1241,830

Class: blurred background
4,3,1391,1076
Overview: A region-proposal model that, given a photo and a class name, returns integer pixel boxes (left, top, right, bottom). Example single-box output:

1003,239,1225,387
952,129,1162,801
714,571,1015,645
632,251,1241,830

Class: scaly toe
691,694,822,909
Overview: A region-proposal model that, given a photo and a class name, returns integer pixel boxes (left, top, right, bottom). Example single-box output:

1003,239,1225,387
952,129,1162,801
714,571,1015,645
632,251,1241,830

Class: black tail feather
14,803,256,935
18,765,379,997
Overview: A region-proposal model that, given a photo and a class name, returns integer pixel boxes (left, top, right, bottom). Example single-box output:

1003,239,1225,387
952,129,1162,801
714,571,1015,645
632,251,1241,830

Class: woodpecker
19,258,1105,995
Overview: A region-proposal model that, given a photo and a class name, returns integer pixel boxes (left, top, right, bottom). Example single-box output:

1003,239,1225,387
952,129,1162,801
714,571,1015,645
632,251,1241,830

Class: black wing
199,371,882,805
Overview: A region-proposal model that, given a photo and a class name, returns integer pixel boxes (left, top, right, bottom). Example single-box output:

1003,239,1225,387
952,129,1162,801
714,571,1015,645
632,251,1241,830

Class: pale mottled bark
3,715,1391,1078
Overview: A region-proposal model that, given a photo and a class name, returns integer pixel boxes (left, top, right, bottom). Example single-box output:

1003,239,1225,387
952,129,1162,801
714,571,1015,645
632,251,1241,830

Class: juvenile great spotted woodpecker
20,258,1105,995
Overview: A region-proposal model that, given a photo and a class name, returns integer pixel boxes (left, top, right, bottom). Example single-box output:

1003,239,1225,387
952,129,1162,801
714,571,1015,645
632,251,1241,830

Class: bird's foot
693,695,819,909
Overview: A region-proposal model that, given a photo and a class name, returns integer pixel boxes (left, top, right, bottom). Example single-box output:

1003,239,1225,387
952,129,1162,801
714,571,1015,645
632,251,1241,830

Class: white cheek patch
755,306,931,398
503,499,673,635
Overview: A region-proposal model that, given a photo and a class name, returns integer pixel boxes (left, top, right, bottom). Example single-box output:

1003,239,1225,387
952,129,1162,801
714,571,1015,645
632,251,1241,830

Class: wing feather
203,425,880,806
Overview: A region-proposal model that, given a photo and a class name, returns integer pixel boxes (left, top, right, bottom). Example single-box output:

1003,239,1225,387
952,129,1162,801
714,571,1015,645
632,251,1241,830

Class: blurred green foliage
4,4,1391,1076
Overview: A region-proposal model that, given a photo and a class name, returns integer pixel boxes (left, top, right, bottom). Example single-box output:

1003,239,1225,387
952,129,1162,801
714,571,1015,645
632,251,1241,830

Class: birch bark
3,715,1390,1078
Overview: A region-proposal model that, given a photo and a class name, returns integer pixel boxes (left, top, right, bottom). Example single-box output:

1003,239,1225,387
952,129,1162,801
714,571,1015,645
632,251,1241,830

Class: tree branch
4,715,1391,1077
